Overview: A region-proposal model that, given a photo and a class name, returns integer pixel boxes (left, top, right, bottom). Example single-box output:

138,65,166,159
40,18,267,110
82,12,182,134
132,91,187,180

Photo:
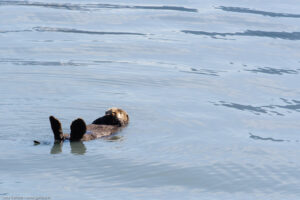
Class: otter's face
105,107,129,126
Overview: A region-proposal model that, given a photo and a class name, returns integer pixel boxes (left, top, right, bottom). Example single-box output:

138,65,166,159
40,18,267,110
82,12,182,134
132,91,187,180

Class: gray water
1,0,300,199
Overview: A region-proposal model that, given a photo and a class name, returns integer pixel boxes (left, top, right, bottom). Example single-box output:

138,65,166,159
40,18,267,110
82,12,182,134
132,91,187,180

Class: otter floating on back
48,107,129,142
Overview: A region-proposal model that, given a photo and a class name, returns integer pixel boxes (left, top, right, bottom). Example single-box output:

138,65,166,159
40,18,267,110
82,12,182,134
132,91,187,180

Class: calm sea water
1,0,300,199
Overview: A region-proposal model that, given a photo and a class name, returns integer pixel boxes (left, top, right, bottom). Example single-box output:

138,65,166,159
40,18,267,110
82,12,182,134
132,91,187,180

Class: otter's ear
70,118,87,141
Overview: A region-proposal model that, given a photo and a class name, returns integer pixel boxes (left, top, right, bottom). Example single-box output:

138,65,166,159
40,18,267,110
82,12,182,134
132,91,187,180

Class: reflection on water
50,141,87,155
105,135,123,142
70,142,87,155
49,137,121,154
50,141,63,154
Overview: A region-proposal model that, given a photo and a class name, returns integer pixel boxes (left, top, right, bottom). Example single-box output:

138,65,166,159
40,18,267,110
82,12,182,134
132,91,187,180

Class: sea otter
49,107,129,142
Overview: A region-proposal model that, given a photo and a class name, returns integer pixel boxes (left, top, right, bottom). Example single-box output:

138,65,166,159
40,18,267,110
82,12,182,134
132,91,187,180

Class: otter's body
59,124,121,141
49,108,129,142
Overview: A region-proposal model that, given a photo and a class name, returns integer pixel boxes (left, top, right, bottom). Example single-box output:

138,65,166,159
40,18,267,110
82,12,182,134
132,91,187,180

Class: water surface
1,0,300,199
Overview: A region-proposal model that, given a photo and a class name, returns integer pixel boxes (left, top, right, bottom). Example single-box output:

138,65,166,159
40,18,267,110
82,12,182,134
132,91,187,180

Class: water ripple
0,58,88,66
214,101,269,115
182,30,300,40
249,133,286,142
0,27,146,36
180,68,225,76
213,99,300,116
0,1,198,12
0,0,86,10
33,27,146,36
2,154,300,194
0,29,32,33
217,6,300,18
245,67,299,75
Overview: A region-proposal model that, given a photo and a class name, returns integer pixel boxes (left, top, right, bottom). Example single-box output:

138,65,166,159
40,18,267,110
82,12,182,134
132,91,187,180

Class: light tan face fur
105,107,129,124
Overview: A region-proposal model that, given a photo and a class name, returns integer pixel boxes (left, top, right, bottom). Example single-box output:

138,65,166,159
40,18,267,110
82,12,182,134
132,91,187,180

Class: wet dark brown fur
49,108,129,142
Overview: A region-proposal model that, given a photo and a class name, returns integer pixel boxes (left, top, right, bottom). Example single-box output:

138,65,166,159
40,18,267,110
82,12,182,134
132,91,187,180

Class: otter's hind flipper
49,116,64,141
70,118,87,141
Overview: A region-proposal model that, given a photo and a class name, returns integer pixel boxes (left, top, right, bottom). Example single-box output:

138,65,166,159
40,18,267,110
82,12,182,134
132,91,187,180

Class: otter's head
105,107,129,126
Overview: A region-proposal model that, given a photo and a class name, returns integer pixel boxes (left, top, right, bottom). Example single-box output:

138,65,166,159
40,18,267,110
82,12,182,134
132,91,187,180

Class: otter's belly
85,124,120,139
